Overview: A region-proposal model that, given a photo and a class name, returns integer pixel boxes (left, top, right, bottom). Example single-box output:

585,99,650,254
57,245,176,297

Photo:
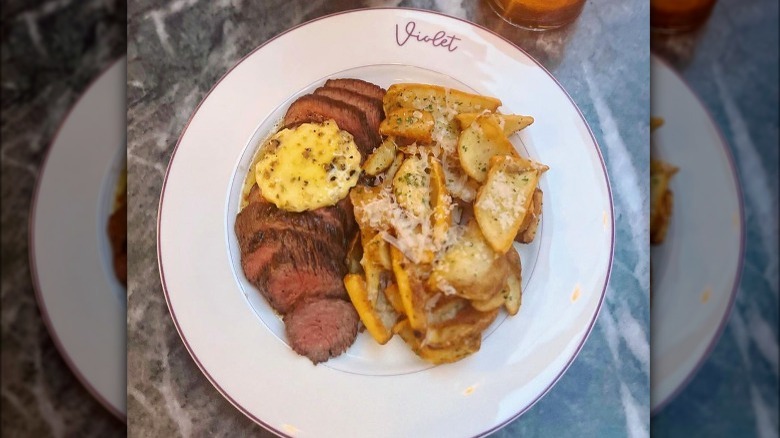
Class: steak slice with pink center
284,297,360,364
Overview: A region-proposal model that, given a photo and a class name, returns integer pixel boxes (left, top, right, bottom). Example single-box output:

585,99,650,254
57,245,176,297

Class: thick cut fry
515,188,543,244
390,246,429,331
346,233,363,275
458,115,529,183
474,155,540,253
363,232,392,271
363,138,397,176
344,274,396,344
429,157,451,248
503,249,522,315
393,154,432,219
380,108,434,143
429,220,509,301
456,113,534,135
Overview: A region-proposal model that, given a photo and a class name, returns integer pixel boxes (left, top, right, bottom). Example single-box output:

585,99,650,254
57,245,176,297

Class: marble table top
650,0,779,436
0,0,126,436
127,1,649,437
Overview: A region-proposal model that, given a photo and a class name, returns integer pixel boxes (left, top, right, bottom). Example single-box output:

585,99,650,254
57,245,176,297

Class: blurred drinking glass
485,0,587,30
651,0,717,33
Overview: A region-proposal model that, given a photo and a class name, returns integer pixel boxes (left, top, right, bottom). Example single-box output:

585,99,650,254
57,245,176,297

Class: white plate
30,58,127,420
158,9,613,437
650,56,744,412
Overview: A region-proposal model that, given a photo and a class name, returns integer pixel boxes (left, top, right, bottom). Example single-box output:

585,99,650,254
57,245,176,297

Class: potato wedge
504,248,522,315
427,295,469,324
384,83,501,116
390,246,429,331
350,184,387,230
383,152,406,184
442,154,478,202
470,289,506,312
394,319,482,364
384,83,447,116
428,220,508,301
344,274,397,344
429,157,451,248
474,155,540,253
457,115,525,183
416,335,482,364
423,305,498,348
393,154,432,219
363,138,397,176
455,113,534,136
380,108,434,143
515,188,543,244
448,88,502,114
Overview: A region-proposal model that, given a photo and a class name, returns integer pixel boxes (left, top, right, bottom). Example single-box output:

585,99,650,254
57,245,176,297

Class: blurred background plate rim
650,54,746,414
28,57,127,422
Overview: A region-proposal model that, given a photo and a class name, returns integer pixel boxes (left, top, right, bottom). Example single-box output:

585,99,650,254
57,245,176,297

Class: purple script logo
395,21,461,52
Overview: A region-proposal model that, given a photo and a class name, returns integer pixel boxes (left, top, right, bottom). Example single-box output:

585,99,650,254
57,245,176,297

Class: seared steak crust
235,202,347,255
324,78,387,102
314,86,384,138
282,94,376,157
239,228,347,313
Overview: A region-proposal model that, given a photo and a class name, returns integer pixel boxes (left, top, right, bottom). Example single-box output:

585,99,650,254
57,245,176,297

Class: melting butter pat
255,120,361,212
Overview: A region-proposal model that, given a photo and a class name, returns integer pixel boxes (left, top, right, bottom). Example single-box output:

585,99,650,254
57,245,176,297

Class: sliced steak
324,78,386,102
245,184,267,206
282,94,376,157
240,227,346,280
262,264,347,314
240,230,348,314
285,297,360,364
235,202,347,255
314,86,384,137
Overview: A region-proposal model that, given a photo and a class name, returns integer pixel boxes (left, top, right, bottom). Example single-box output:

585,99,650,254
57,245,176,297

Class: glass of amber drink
486,0,586,30
651,0,717,33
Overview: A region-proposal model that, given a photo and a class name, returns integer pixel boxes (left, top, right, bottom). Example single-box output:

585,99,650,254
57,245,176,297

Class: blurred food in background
651,0,717,33
485,0,586,30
